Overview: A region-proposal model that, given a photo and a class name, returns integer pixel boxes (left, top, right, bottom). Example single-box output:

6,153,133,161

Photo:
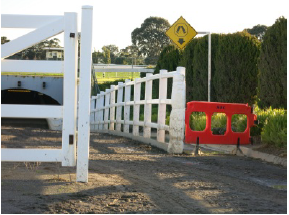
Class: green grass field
95,72,140,83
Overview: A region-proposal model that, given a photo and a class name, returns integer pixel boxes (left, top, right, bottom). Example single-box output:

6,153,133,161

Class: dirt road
1,125,287,213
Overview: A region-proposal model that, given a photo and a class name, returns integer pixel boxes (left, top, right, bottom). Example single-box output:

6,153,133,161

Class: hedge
258,17,287,109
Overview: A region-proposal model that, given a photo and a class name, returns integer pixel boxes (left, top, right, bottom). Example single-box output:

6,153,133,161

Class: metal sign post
198,32,211,102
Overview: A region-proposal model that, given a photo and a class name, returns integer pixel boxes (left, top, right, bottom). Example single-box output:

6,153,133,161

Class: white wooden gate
1,6,93,182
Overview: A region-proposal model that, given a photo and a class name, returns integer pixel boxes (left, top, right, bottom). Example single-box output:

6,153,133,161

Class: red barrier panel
185,101,257,145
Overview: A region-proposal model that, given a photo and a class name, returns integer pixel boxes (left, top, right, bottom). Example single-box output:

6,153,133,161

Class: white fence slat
61,12,78,167
124,79,131,133
133,78,141,136
1,149,62,162
98,92,105,130
76,5,93,183
1,60,63,74
116,82,124,131
1,105,62,118
1,17,64,59
1,14,63,28
109,85,116,131
90,97,96,131
104,89,110,130
157,70,168,143
143,73,153,138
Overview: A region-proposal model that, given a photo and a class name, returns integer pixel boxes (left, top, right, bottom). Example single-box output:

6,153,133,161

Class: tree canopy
244,24,268,41
131,17,171,64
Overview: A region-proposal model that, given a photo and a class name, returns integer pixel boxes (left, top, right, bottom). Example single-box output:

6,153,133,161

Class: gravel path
1,125,287,213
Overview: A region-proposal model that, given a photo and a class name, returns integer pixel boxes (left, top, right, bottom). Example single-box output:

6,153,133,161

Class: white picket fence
90,67,186,153
1,6,93,182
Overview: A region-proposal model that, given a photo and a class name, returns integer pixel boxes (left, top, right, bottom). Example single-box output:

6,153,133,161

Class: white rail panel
1,60,63,74
1,149,62,162
1,105,63,118
90,67,186,154
1,17,64,59
1,14,63,28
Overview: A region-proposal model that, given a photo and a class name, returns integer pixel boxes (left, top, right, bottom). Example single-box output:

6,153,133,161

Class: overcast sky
1,0,288,51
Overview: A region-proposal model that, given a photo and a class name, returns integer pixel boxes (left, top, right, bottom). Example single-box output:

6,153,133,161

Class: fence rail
90,67,186,153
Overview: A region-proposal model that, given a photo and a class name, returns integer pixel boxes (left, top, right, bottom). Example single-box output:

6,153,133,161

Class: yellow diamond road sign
166,16,197,49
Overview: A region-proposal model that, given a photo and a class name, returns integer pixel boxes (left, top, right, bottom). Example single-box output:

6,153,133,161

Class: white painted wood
133,78,141,136
157,70,168,143
98,91,105,130
90,95,99,131
1,17,64,59
1,149,62,162
124,79,131,133
61,12,78,167
1,105,62,118
104,89,110,130
1,60,63,74
90,67,186,154
77,5,93,183
109,85,116,131
1,14,63,28
168,67,186,154
143,73,153,138
90,97,96,131
116,82,124,131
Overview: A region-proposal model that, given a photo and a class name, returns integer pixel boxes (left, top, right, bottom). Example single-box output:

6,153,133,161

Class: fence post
76,5,93,182
90,97,94,131
96,91,104,130
94,95,99,131
62,12,78,167
168,67,186,154
116,82,124,131
124,79,131,133
133,78,141,136
98,91,105,130
104,89,110,130
157,70,168,142
144,73,153,138
109,85,116,131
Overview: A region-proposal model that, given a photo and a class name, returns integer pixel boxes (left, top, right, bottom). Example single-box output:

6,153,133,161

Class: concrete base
184,143,287,167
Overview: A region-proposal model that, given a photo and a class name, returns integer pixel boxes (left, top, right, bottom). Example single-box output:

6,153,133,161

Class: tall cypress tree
258,17,287,109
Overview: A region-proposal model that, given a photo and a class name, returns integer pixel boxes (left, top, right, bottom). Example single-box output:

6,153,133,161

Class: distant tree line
1,37,61,60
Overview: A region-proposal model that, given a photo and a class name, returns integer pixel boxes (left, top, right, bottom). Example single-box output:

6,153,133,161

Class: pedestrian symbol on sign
175,24,188,37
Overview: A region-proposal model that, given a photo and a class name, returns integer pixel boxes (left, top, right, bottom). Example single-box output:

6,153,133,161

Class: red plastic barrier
185,101,257,145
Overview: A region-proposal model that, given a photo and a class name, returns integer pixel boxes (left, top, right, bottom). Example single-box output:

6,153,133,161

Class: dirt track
1,125,287,214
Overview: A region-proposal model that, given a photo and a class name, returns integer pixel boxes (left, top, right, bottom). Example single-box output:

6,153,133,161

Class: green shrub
190,112,207,131
231,114,247,132
258,17,287,109
261,108,287,148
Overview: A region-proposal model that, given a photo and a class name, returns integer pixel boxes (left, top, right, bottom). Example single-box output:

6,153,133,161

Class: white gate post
76,5,93,182
157,70,168,142
62,12,78,166
144,73,153,138
124,79,131,133
168,67,186,154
